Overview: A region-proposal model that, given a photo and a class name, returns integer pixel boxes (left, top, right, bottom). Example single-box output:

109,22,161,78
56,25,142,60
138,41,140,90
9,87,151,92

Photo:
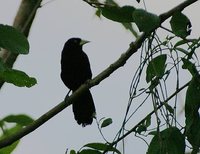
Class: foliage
170,12,191,38
78,0,200,154
147,127,185,154
0,114,34,153
0,24,29,54
0,24,37,87
1,0,200,154
0,24,36,152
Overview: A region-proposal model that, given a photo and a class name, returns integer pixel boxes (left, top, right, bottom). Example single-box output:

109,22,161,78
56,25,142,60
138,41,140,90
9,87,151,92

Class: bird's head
64,38,90,51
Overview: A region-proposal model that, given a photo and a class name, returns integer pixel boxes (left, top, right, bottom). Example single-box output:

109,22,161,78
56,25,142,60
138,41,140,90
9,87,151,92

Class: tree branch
0,0,197,149
0,0,42,89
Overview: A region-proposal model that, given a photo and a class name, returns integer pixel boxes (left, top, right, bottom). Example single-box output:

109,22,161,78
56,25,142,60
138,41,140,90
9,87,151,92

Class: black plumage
60,38,96,126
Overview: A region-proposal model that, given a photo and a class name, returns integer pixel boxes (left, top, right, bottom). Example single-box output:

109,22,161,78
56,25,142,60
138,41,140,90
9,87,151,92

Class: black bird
60,38,96,126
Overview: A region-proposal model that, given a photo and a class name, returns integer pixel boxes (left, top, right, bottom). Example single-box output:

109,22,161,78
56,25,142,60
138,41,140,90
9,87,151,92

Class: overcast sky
0,0,200,153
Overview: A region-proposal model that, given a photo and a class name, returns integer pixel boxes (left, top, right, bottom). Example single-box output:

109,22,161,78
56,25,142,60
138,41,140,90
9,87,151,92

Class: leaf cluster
0,114,34,154
82,0,200,153
0,24,37,87
0,24,36,152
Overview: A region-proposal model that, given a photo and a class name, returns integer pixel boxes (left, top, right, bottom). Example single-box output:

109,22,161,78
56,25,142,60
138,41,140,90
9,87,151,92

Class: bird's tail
72,89,96,127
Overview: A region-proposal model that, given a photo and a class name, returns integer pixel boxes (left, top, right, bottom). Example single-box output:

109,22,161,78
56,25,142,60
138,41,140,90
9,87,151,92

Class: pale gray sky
0,0,200,153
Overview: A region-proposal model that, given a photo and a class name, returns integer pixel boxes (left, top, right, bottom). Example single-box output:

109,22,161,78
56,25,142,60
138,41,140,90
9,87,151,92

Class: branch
0,0,42,89
0,0,197,148
106,81,190,152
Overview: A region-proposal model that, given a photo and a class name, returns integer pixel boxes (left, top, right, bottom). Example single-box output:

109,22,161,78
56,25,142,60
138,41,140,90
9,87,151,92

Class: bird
60,37,96,127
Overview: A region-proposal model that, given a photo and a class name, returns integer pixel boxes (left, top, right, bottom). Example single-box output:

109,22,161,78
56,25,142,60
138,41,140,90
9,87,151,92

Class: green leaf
70,149,76,154
146,54,167,83
132,9,160,33
174,39,192,48
98,1,138,37
0,24,29,54
148,131,157,136
136,125,146,134
0,125,22,154
145,115,151,127
0,58,6,72
0,69,37,87
0,140,19,154
189,37,200,50
122,23,138,37
185,76,200,152
105,0,116,5
0,59,37,87
147,127,185,154
164,103,174,115
175,47,189,55
101,118,112,128
148,78,159,91
182,58,198,77
136,115,151,134
170,12,191,38
95,8,101,18
84,143,121,154
79,149,102,154
101,5,135,22
185,76,200,112
3,114,34,126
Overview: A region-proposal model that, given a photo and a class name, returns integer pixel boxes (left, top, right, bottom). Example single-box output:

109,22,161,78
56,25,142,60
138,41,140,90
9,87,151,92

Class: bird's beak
80,39,90,46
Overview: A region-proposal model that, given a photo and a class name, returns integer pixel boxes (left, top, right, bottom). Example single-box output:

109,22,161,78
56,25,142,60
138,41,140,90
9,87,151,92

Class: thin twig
103,81,190,153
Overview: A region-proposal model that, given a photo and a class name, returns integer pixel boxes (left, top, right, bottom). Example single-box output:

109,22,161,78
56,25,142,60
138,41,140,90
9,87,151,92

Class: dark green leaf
95,8,101,18
79,149,101,154
101,6,135,22
0,59,37,87
3,114,34,126
84,143,121,154
0,58,6,72
185,76,200,113
105,0,117,5
188,37,200,50
164,103,174,114
70,149,76,154
185,76,200,152
170,12,191,38
148,131,157,135
182,58,198,77
122,23,138,37
132,9,160,33
147,127,185,154
175,47,189,55
136,125,146,134
0,69,37,87
0,140,19,154
101,118,112,128
174,39,192,48
0,24,29,54
149,78,159,91
145,115,151,127
136,116,151,134
0,125,22,154
99,1,138,37
146,54,167,83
